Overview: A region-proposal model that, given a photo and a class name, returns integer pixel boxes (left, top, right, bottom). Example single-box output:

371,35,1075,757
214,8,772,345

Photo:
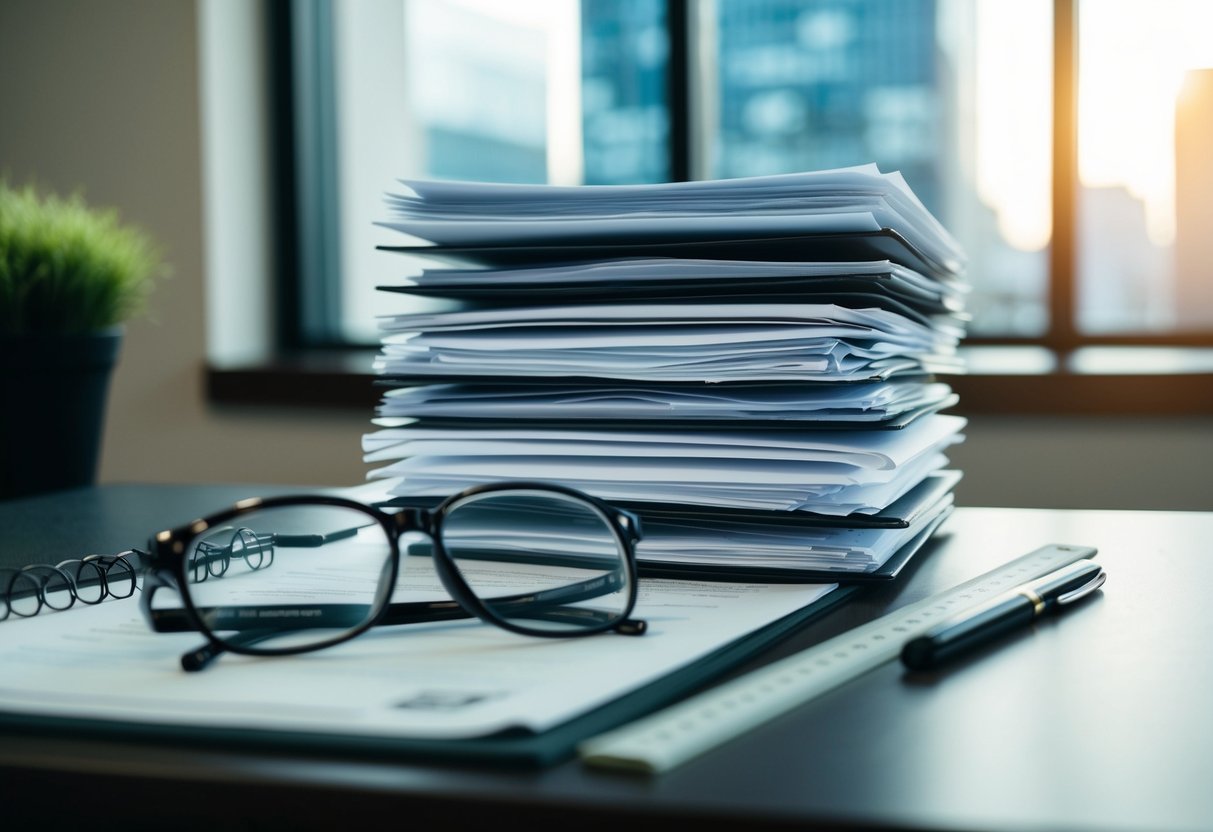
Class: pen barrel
901,595,1037,670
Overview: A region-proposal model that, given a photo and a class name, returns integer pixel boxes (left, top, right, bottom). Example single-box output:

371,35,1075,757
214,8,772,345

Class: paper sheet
371,302,960,384
373,450,955,514
634,492,953,570
378,164,965,275
375,380,956,423
0,577,836,740
403,258,959,301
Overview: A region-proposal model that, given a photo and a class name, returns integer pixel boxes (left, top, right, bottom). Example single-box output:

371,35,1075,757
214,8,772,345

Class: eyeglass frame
139,480,646,671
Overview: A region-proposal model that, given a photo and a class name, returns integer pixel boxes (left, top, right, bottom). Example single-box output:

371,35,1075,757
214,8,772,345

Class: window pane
1077,0,1213,333
582,0,670,183
333,0,577,343
324,0,667,344
708,0,1052,336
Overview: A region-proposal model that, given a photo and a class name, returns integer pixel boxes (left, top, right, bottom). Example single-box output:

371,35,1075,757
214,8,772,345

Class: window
1075,0,1213,336
239,0,1213,412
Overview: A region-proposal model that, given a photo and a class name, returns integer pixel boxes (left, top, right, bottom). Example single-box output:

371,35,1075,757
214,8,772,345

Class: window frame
206,0,1213,415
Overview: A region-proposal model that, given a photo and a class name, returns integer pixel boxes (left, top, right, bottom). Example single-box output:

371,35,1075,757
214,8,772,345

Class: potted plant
0,180,166,499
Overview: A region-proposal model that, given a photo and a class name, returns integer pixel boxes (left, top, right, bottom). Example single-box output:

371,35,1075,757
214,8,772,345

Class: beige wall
0,0,368,490
1,0,1209,510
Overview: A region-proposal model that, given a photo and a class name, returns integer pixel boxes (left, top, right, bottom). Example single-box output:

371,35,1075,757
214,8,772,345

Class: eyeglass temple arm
381,573,646,638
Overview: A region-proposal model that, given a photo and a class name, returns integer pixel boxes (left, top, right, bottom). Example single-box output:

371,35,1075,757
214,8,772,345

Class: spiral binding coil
0,551,143,621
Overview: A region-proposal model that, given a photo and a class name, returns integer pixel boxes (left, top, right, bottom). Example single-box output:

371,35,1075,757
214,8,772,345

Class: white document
375,380,957,423
635,493,952,572
374,449,956,515
372,303,960,383
381,301,937,329
0,578,836,740
404,258,961,302
381,212,885,244
378,164,966,276
363,415,966,512
401,257,969,321
362,413,965,469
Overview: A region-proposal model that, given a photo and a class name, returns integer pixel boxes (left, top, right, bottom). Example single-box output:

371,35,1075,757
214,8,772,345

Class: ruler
579,543,1098,775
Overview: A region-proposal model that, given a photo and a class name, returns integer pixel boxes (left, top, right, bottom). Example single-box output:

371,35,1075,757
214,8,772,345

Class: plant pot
0,327,123,499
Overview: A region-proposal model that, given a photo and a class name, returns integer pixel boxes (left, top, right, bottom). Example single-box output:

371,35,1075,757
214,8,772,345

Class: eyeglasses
139,481,646,671
1,553,139,621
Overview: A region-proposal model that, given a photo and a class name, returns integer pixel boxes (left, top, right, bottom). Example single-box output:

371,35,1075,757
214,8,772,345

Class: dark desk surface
2,483,1211,832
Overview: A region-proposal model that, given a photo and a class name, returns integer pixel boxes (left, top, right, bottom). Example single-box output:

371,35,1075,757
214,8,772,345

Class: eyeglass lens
438,489,632,635
158,505,392,652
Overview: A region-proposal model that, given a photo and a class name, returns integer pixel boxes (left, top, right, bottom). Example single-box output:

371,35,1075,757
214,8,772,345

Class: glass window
582,0,670,184
705,0,1052,337
317,0,667,344
289,0,1212,351
1076,0,1213,333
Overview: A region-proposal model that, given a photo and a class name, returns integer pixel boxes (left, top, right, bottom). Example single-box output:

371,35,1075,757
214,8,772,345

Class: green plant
0,180,166,336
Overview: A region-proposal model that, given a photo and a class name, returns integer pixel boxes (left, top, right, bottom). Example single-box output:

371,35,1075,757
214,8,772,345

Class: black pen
900,558,1106,671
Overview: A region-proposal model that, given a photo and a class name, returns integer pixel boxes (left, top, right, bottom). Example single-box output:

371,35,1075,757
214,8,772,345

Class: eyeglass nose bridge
390,506,436,538
386,505,493,623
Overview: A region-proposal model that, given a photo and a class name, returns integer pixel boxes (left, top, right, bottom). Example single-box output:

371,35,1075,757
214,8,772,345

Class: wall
0,0,369,492
1,0,1209,511
953,416,1210,511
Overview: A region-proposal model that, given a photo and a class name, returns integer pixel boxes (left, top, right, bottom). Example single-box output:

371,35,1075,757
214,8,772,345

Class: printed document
0,577,836,740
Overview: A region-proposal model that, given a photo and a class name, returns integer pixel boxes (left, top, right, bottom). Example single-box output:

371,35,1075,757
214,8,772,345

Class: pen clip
1056,569,1106,605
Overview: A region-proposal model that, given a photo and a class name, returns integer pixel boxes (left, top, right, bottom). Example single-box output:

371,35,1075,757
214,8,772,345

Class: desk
1,484,1210,832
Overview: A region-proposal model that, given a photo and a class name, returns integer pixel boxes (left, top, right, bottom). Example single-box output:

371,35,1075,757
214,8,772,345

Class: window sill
206,346,1213,416
207,350,382,409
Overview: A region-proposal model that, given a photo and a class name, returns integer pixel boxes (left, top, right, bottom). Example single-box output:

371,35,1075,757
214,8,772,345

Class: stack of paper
364,164,968,579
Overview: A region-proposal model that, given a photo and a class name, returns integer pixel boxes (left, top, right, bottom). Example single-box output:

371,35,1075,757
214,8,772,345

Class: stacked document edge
365,165,968,580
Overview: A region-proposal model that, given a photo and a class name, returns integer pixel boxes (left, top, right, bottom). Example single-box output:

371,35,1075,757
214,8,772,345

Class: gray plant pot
0,327,122,499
